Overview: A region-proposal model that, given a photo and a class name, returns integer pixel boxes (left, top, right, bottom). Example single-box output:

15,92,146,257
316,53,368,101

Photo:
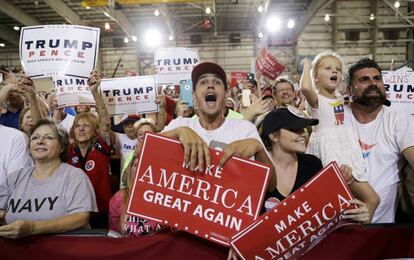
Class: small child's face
315,56,342,92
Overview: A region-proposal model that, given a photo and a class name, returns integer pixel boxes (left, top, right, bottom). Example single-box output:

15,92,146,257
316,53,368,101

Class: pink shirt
109,190,166,237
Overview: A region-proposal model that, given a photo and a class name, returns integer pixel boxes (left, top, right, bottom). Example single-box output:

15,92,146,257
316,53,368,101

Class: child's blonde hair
310,50,344,91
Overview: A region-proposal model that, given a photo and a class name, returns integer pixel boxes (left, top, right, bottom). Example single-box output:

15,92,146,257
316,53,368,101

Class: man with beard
163,62,276,189
344,57,414,223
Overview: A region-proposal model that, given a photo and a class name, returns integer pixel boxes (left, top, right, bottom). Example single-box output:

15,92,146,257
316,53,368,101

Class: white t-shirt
59,113,75,134
306,94,345,131
0,125,33,185
115,133,137,170
164,117,262,151
344,105,414,223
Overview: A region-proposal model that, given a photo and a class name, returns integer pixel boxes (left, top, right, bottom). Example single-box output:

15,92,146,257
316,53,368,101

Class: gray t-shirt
0,163,98,224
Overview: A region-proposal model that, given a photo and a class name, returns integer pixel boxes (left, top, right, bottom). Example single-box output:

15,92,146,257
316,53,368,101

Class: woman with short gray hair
0,119,97,238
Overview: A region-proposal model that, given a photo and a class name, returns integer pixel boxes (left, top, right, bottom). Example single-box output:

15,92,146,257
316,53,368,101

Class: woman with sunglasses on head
0,119,97,238
67,71,115,228
261,106,379,223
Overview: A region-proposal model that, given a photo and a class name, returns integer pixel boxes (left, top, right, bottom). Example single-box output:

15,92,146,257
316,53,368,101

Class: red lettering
29,51,35,58
51,50,58,56
40,50,46,56
77,52,85,58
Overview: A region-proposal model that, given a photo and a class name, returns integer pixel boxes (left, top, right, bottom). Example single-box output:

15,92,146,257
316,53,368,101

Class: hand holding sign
342,199,370,223
164,126,211,172
219,138,263,167
19,76,36,98
87,70,101,93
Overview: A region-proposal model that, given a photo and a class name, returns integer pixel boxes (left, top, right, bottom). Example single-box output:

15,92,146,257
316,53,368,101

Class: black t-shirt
262,153,323,212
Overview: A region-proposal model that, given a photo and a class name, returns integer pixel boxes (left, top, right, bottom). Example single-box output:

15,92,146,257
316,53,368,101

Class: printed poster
19,25,100,78
127,132,271,246
154,47,199,85
256,48,286,80
382,70,414,114
100,75,158,116
230,162,357,260
54,76,95,108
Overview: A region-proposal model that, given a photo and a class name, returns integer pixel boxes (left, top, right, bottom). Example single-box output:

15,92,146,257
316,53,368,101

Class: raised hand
87,70,101,93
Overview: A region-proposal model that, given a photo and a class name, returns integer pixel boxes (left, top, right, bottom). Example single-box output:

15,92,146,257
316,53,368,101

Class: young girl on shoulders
300,51,379,220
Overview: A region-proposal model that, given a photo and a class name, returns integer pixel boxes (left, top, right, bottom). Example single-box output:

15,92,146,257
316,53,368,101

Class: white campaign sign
382,70,414,114
100,76,158,116
54,76,95,108
20,25,100,78
154,47,199,85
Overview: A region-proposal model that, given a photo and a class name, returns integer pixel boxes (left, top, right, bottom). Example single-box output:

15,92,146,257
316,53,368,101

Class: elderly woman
67,71,115,228
261,106,379,223
0,119,97,239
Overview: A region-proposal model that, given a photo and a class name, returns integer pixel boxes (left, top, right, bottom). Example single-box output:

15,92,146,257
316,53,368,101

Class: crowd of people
0,51,413,247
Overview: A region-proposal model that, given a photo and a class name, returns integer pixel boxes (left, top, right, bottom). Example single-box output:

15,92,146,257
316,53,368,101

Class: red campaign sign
230,72,248,88
230,162,357,259
255,48,286,80
127,132,271,246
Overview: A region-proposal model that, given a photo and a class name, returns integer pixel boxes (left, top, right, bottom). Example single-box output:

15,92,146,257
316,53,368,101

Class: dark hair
347,57,382,86
272,78,295,92
29,118,69,161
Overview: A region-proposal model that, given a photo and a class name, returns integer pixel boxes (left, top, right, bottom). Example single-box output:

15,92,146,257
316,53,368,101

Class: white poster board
54,76,95,108
154,47,199,86
20,25,100,78
382,70,414,114
100,76,158,116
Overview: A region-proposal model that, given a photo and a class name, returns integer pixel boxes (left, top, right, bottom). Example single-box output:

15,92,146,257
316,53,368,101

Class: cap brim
285,118,319,130
191,62,227,89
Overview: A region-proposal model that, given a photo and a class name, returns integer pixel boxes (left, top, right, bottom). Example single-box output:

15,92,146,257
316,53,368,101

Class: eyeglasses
30,134,57,142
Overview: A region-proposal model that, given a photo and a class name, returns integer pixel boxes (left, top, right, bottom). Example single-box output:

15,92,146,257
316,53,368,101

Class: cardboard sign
382,70,414,114
256,48,286,80
230,162,356,260
100,75,158,116
20,25,100,78
54,76,95,108
155,48,199,85
230,72,248,88
127,133,271,246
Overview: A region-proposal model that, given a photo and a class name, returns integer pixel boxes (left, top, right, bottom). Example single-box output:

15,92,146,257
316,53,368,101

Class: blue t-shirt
0,110,20,129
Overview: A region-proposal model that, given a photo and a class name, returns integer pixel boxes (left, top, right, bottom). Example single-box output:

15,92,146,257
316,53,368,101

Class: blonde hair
133,118,157,133
310,50,344,91
70,112,100,145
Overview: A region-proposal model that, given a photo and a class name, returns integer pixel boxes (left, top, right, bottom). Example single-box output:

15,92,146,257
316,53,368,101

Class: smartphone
242,89,251,107
180,79,193,106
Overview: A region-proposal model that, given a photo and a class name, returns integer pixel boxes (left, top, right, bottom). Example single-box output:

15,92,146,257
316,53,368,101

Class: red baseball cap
191,62,227,90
